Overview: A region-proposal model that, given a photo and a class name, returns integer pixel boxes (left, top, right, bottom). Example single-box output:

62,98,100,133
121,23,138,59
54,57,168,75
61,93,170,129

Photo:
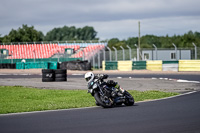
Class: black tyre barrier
42,69,55,82
0,63,16,69
42,73,55,78
42,69,67,82
54,69,67,81
60,61,91,70
55,74,66,78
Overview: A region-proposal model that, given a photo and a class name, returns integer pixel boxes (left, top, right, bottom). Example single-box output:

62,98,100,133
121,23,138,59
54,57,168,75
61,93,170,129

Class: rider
84,72,125,94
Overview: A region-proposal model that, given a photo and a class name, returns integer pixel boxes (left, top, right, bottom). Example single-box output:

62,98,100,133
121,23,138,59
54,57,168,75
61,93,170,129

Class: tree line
0,24,200,49
0,24,97,43
108,31,200,49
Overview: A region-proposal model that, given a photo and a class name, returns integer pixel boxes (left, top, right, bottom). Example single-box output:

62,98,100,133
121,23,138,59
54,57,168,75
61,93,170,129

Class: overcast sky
1,0,200,40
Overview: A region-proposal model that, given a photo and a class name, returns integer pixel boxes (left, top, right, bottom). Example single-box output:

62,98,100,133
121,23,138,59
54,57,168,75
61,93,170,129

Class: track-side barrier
118,61,132,71
179,60,200,71
132,61,146,70
146,60,162,71
162,61,179,71
16,62,57,69
102,61,105,71
105,61,118,70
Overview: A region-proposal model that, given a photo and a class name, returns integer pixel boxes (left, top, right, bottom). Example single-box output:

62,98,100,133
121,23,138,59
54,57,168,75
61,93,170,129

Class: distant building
142,49,191,61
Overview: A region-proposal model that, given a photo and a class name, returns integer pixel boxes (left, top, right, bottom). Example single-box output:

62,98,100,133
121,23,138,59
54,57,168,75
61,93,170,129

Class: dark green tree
126,37,138,48
44,26,97,41
0,34,3,43
107,31,200,49
2,24,44,43
107,38,120,48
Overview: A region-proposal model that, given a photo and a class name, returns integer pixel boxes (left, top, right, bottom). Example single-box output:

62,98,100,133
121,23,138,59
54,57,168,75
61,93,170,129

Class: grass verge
0,86,179,114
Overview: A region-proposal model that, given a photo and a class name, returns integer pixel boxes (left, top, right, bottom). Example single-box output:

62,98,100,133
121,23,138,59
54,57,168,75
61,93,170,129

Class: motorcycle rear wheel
94,93,113,108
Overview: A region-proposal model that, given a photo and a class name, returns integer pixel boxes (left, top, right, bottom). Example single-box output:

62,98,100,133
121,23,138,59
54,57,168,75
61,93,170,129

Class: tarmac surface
1,91,200,133
1,69,200,133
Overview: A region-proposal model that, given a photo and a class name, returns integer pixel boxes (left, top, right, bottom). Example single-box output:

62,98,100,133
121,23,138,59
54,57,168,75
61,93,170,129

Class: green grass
0,86,179,114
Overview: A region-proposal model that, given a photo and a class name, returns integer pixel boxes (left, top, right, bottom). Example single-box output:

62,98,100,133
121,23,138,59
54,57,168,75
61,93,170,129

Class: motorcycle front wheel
124,91,134,106
94,93,113,108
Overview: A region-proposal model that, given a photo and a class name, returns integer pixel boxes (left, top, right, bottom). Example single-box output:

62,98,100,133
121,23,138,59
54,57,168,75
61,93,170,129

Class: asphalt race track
1,91,200,133
0,72,200,132
0,73,200,81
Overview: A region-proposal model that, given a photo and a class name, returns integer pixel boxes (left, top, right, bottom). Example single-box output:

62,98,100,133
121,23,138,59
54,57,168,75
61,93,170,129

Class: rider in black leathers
87,74,118,89
85,72,134,107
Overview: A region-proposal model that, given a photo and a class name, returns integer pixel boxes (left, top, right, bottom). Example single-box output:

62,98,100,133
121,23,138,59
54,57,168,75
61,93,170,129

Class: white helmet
84,72,94,83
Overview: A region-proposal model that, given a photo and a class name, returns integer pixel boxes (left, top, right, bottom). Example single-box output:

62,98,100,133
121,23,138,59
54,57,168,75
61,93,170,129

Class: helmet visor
85,77,91,82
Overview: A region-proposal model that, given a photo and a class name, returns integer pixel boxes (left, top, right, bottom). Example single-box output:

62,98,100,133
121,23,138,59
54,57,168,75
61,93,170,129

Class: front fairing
88,80,98,96
88,81,94,89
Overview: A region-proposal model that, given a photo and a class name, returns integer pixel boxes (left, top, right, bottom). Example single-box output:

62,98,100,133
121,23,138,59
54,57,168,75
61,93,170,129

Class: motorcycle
87,74,134,108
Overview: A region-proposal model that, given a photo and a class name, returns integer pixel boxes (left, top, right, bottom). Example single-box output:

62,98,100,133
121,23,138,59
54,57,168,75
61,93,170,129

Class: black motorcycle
88,74,134,108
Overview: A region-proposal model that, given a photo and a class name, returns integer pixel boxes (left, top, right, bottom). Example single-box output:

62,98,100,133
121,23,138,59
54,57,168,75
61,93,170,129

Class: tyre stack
42,69,55,82
42,69,67,82
55,69,67,82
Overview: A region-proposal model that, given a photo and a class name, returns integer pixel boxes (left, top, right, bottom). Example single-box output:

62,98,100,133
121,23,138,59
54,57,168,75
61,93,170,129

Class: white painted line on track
152,77,200,84
177,79,200,83
71,74,83,75
117,77,122,79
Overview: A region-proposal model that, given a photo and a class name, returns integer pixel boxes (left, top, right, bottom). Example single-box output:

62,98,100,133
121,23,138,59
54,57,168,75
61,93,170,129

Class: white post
153,44,157,60
103,48,106,61
172,43,177,60
120,46,125,60
107,47,112,61
126,45,132,60
98,51,100,69
135,44,139,61
192,43,197,59
112,46,118,61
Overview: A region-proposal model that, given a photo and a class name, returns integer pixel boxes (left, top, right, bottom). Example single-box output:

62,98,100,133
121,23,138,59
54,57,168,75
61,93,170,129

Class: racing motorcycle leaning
85,72,134,108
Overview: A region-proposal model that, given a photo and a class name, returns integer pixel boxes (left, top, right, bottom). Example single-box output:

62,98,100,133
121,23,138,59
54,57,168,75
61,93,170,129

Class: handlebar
97,74,108,80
